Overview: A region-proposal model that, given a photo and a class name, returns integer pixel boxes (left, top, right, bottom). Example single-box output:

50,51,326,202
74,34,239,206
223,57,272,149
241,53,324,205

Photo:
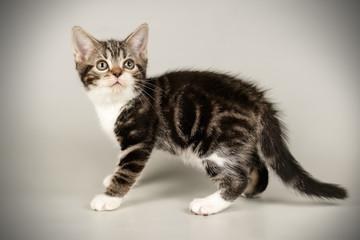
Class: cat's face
72,24,148,97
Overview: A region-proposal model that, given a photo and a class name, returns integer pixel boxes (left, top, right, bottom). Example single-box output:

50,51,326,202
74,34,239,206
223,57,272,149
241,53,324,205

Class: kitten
71,24,347,216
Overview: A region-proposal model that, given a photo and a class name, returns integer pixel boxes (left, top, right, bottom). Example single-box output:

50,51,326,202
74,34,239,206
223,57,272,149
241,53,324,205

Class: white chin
111,84,124,93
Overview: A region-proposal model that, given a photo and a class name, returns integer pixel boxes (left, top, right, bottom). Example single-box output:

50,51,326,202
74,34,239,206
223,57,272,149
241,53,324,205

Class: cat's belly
154,139,208,171
176,146,205,170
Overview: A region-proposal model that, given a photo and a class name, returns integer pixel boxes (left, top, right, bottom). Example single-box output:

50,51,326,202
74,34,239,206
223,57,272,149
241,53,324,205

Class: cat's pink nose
111,67,122,78
113,71,122,78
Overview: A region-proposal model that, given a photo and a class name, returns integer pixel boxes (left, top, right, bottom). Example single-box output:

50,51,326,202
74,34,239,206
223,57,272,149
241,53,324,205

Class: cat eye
123,59,135,70
96,60,108,71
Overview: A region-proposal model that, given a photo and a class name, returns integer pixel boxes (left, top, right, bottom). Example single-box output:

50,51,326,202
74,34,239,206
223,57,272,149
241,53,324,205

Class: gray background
0,0,359,239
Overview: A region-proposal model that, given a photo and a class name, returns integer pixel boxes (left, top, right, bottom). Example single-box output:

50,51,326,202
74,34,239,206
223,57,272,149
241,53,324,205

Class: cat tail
258,104,348,200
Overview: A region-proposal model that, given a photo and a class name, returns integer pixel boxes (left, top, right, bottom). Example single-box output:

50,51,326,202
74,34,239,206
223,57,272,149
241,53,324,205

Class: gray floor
1,146,359,240
1,1,359,240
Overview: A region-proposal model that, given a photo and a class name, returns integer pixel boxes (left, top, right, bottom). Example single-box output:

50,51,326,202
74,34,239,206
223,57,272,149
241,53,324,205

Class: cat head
71,24,148,101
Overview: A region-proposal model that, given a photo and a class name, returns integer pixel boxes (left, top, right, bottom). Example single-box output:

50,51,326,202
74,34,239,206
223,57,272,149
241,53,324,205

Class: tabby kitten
71,24,347,216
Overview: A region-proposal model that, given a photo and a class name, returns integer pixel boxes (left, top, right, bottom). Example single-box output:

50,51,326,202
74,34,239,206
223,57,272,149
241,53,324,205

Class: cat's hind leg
241,152,269,198
189,155,249,216
190,190,233,216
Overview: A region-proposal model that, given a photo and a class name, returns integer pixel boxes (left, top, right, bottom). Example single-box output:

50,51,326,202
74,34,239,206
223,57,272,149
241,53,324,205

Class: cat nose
112,71,122,78
111,68,122,78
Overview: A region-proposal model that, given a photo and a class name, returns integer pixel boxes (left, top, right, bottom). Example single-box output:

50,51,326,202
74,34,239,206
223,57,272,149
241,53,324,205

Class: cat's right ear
72,27,99,62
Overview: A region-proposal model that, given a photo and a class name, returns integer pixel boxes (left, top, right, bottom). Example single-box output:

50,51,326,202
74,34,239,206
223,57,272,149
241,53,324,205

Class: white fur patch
206,153,226,167
177,147,204,170
175,148,227,172
90,194,122,211
189,191,233,216
87,73,138,145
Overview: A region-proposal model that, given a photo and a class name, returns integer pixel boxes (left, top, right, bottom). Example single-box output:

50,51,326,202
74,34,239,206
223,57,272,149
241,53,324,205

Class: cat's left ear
125,24,149,61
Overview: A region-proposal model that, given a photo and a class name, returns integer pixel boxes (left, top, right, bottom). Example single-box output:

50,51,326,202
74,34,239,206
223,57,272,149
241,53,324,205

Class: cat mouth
111,81,125,88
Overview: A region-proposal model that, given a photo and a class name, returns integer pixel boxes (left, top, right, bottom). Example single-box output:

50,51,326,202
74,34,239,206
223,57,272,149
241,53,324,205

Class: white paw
90,194,122,211
189,191,233,216
103,174,113,187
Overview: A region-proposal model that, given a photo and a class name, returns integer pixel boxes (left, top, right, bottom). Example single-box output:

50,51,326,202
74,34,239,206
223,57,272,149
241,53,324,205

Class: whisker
144,81,165,93
135,80,165,93
139,89,156,110
136,82,161,94
137,91,145,108
141,88,156,102
133,82,156,109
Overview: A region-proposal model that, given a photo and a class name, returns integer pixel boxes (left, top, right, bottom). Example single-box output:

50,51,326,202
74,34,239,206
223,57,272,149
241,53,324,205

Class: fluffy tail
258,104,348,200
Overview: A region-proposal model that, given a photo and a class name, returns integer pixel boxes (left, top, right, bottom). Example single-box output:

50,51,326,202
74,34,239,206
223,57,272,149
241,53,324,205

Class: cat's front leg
90,194,123,211
90,142,154,211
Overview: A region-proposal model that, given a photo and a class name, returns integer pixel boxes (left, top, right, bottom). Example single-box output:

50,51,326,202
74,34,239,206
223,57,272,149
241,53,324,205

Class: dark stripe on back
219,116,253,133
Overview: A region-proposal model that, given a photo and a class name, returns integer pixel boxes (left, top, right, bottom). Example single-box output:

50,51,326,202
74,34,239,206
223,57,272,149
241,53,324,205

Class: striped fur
72,24,347,214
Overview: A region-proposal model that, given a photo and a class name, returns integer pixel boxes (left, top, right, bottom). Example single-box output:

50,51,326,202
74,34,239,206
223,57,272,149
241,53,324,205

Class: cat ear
72,26,99,62
125,24,149,60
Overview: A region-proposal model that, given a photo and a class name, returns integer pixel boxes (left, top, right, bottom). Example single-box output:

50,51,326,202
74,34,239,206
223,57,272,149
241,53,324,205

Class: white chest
95,104,123,144
87,87,137,146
